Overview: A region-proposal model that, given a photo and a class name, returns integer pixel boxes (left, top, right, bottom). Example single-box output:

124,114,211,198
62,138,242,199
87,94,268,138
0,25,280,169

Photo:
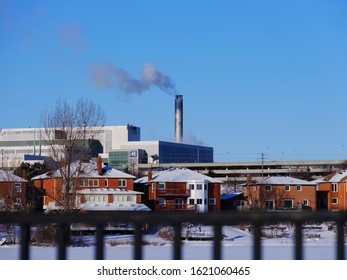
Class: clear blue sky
1,0,347,162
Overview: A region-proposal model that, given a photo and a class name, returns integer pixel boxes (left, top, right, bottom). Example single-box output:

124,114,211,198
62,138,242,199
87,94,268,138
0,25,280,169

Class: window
158,183,165,190
93,180,98,187
85,195,107,203
196,199,203,204
189,199,195,204
285,185,290,191
296,185,302,191
104,179,108,187
209,198,216,205
159,198,166,205
80,179,85,186
14,183,21,192
332,183,338,192
175,198,183,205
266,200,274,210
204,184,207,190
265,185,272,191
284,199,293,208
118,179,126,187
197,184,203,190
332,198,338,204
303,199,309,206
14,198,21,205
188,184,194,190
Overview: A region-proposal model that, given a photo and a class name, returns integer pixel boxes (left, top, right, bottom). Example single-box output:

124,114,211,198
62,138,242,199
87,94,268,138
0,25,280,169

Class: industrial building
0,95,213,171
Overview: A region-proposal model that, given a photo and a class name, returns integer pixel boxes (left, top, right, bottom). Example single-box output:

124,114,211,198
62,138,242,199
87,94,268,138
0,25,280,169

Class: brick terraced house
134,168,222,212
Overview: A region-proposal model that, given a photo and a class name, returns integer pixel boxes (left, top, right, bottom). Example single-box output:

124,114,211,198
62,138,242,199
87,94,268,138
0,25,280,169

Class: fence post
253,222,261,260
56,223,67,260
213,223,222,260
173,223,182,260
336,221,345,260
95,223,104,260
20,223,30,260
134,223,143,260
294,221,303,260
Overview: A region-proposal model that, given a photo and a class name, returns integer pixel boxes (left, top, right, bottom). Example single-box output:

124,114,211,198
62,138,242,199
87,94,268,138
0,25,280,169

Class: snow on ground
0,223,346,260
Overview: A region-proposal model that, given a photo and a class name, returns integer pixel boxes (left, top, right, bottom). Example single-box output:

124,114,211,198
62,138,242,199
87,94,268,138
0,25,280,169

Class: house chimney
175,95,183,143
148,170,153,182
97,156,103,175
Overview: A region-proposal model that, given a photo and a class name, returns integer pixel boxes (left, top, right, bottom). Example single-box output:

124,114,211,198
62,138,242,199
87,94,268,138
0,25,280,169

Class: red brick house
314,170,347,211
243,176,317,211
134,168,222,212
0,170,28,211
32,158,149,213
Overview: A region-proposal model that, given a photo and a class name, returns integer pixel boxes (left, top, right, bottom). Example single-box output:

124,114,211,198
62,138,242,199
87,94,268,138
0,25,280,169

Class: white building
0,125,213,170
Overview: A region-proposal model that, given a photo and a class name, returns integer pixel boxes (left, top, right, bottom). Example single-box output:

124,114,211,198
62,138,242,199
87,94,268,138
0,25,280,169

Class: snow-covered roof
78,188,143,195
314,170,347,183
0,170,27,183
134,168,223,184
32,160,135,180
79,202,151,212
254,176,316,185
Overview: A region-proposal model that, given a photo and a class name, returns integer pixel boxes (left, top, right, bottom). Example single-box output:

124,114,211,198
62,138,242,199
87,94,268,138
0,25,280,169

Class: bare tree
41,98,106,212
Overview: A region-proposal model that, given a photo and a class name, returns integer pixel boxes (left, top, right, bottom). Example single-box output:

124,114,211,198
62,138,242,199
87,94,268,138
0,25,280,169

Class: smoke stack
175,95,183,143
97,156,103,175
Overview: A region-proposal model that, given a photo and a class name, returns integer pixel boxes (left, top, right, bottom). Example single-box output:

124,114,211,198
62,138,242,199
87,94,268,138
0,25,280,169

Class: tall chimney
175,95,183,143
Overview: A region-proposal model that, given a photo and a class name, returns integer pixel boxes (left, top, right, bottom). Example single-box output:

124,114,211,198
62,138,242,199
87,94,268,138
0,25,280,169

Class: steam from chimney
90,61,177,95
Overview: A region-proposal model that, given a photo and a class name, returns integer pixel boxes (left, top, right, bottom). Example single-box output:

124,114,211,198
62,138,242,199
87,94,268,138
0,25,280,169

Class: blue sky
1,0,347,162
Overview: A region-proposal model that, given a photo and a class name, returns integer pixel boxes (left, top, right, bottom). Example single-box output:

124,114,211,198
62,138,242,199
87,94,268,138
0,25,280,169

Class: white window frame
196,184,203,190
14,183,22,193
283,199,293,208
332,183,338,192
104,179,108,187
118,179,126,187
209,198,216,205
265,185,272,191
196,198,203,205
285,185,290,192
296,185,302,191
303,199,309,206
332,198,338,204
14,198,21,205
188,184,194,190
158,183,165,190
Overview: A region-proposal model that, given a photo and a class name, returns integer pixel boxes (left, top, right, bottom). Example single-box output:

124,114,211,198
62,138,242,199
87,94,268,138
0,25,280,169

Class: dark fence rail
0,211,346,260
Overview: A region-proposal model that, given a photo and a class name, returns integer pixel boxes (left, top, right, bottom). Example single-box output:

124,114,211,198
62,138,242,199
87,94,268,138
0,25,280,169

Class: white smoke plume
90,61,177,95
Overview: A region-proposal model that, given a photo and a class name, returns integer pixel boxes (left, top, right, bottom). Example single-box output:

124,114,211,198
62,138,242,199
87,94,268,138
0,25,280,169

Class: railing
0,211,346,260
157,202,196,211
157,189,190,196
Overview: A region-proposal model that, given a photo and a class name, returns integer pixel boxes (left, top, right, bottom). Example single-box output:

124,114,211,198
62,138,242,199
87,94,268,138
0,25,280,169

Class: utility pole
261,152,265,178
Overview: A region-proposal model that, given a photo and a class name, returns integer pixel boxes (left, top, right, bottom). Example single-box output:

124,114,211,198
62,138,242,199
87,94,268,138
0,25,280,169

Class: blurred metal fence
0,211,346,260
